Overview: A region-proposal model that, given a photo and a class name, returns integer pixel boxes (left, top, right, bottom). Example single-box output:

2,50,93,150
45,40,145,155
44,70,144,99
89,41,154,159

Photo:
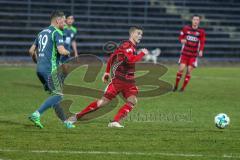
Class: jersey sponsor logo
186,35,199,42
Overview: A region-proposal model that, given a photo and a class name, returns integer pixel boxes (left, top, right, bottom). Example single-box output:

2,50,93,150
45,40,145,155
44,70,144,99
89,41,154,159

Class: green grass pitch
0,65,240,160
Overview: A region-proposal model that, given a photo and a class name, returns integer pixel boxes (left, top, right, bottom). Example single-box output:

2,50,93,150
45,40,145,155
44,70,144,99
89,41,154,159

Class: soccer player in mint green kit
28,11,75,129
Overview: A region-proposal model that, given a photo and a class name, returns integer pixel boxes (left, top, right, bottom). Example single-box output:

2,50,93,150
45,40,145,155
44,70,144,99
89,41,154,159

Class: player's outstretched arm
199,51,203,57
29,44,37,63
140,48,149,55
126,48,149,63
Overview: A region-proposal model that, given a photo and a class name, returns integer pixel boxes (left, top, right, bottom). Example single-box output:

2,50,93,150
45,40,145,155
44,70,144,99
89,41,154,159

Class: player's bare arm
102,53,113,83
198,30,206,58
29,44,37,63
71,40,78,57
57,45,70,55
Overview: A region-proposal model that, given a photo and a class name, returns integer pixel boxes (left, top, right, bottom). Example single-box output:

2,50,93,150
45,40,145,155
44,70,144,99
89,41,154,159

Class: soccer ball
214,113,230,129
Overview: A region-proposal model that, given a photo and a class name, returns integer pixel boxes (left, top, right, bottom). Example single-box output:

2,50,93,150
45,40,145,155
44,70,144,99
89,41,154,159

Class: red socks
181,74,191,90
175,72,183,88
76,101,98,119
175,72,191,91
114,103,133,122
76,101,134,122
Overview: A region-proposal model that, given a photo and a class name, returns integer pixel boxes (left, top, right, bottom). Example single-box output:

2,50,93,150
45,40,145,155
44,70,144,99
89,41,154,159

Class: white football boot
108,121,124,128
68,114,78,124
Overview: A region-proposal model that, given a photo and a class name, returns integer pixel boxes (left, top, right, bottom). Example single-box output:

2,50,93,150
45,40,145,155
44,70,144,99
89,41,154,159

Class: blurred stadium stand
0,0,240,58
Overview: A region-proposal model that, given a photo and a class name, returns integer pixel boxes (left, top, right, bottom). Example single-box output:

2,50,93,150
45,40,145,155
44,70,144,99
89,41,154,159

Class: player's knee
178,69,184,73
97,99,103,107
179,64,186,71
186,71,191,75
127,97,137,106
51,92,63,98
97,97,110,107
187,68,193,75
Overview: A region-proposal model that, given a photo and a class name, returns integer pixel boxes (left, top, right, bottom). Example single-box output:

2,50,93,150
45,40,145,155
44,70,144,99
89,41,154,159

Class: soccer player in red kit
173,15,206,92
66,26,149,128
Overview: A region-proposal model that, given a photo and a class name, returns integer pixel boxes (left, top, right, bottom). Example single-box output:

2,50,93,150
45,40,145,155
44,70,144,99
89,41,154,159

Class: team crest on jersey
126,48,133,53
195,32,200,36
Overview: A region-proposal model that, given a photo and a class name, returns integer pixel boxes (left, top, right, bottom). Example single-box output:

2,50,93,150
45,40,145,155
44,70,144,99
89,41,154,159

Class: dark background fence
0,0,240,58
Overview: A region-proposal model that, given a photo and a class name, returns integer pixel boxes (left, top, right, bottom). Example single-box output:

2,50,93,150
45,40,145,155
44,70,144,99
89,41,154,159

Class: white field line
0,149,240,159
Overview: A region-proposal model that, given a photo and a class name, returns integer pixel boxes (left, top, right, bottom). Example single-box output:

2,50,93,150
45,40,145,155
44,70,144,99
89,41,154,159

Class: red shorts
104,78,138,100
179,55,198,67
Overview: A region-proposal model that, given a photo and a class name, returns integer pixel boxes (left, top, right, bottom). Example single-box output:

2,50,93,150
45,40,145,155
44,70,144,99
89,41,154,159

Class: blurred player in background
173,15,206,92
28,11,74,129
66,26,149,128
60,13,78,63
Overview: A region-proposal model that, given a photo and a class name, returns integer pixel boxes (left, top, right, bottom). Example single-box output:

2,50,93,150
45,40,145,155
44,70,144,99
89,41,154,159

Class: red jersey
179,25,206,57
105,40,145,83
